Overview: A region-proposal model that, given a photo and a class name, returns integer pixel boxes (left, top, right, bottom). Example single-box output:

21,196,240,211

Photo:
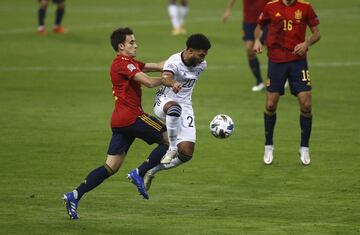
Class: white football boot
299,146,311,165
160,148,178,164
144,170,155,191
263,145,274,165
251,83,265,92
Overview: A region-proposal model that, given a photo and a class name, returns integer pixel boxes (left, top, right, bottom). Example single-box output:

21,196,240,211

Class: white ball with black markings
209,114,234,139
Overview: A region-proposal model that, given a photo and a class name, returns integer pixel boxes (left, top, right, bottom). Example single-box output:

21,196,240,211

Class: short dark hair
110,27,134,52
186,33,211,50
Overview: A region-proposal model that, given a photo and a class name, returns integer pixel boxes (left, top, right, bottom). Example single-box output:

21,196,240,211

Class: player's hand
172,82,182,93
293,41,309,56
253,40,263,54
221,10,230,22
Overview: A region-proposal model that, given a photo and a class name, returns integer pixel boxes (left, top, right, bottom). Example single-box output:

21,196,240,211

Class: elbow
143,82,153,88
145,81,157,88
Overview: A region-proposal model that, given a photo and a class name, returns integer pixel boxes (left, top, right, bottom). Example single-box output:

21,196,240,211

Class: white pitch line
0,61,359,73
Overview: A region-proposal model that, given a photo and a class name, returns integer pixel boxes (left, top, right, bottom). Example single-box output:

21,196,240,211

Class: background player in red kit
222,0,270,92
62,27,181,219
253,0,320,165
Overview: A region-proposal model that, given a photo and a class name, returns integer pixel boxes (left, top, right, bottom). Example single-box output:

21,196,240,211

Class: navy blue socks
248,57,263,85
264,112,276,145
38,8,46,26
300,114,312,147
76,165,110,201
137,144,168,177
55,8,65,25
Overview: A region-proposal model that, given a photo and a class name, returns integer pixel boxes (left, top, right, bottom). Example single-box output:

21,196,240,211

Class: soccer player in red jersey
37,0,67,35
222,0,271,92
253,0,320,165
63,27,182,219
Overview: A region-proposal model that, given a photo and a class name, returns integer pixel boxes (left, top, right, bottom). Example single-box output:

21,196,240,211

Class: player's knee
247,49,256,59
178,152,192,163
300,107,312,117
104,163,116,176
265,103,277,114
300,102,312,115
39,0,49,8
166,104,182,117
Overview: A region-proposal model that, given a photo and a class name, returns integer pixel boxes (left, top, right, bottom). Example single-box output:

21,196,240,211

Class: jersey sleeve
133,59,145,71
162,57,178,75
257,4,270,26
307,4,320,27
118,60,143,80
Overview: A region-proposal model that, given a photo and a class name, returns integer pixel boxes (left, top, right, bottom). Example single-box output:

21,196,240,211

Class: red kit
243,0,270,23
110,55,145,127
258,0,320,62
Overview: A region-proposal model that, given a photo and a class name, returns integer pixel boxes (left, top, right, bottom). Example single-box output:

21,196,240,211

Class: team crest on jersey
127,63,136,72
167,63,175,69
295,10,302,22
275,12,281,17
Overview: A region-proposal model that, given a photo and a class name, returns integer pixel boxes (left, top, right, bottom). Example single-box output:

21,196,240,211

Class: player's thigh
154,97,175,121
265,91,281,113
107,127,135,156
177,104,196,144
297,91,312,113
288,60,312,96
133,114,166,144
267,60,288,95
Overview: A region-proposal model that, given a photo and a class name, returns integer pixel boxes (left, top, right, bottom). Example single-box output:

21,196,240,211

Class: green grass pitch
0,0,359,234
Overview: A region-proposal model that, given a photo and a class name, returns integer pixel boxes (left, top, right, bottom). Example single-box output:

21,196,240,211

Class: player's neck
181,51,191,66
117,51,133,58
282,0,296,6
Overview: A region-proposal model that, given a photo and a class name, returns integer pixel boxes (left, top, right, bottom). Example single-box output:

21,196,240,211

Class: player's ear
186,48,194,55
118,43,125,51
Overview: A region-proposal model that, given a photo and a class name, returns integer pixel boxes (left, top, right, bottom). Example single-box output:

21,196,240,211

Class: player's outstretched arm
132,71,181,92
142,61,165,72
161,71,182,93
133,72,162,88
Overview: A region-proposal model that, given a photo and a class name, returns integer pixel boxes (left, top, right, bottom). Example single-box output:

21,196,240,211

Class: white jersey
155,51,207,105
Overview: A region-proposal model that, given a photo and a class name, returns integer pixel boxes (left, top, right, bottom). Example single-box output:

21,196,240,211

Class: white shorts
154,97,196,143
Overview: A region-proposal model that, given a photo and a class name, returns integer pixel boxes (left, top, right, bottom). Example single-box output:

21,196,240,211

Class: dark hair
110,27,134,51
186,33,211,50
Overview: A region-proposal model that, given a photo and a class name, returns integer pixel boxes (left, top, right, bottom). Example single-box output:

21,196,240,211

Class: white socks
168,4,188,29
166,115,180,150
168,5,181,29
178,5,188,27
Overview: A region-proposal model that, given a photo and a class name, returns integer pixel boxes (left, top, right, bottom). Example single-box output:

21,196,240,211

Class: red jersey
258,0,320,62
109,55,145,127
243,0,270,24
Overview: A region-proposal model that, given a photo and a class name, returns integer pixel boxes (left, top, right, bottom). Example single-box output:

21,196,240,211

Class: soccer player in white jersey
143,33,211,190
168,0,189,35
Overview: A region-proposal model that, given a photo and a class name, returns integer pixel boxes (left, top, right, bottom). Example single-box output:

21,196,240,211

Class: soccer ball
209,114,234,139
